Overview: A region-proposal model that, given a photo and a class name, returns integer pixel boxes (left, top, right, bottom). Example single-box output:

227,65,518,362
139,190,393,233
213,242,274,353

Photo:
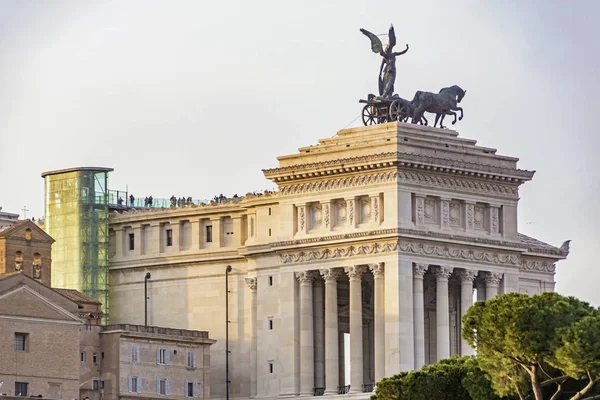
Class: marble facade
108,122,568,400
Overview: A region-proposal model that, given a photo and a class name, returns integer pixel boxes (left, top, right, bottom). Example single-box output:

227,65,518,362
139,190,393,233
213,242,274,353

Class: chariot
359,95,412,126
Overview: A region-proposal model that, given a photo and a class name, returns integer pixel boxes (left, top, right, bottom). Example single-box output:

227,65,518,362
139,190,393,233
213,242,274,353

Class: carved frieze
348,199,355,225
279,239,522,266
324,203,330,228
372,197,379,222
466,203,474,230
299,207,305,231
520,259,556,273
441,200,450,229
278,170,519,198
491,207,499,234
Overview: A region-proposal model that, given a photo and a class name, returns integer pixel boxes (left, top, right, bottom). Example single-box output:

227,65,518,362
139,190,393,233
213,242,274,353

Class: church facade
108,122,568,399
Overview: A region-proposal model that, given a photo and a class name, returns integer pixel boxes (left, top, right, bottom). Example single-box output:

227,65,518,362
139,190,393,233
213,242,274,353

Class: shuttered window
187,351,196,368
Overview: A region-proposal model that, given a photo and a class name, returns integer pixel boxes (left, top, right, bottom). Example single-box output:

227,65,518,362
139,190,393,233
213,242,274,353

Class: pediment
0,220,54,243
0,285,81,322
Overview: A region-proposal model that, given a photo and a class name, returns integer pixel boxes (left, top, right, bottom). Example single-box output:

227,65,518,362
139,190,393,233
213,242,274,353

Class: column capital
459,269,478,283
413,263,428,278
434,266,454,280
344,265,366,280
369,262,385,278
113,226,125,232
245,277,257,292
320,268,342,282
484,272,503,286
295,270,318,284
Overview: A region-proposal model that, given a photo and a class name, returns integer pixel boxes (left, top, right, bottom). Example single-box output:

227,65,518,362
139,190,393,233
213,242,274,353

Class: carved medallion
449,202,460,226
474,205,484,230
424,198,436,224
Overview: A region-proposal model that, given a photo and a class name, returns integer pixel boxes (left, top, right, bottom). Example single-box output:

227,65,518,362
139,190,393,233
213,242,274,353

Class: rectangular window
166,229,173,246
93,352,97,364
15,382,28,397
268,276,273,286
81,351,86,364
268,319,273,330
206,225,213,242
157,348,169,365
157,379,169,395
269,361,274,374
187,351,196,368
128,376,141,393
268,228,272,236
129,233,135,250
185,381,198,398
268,207,272,215
130,345,139,362
14,333,27,351
101,380,105,390
93,380,99,391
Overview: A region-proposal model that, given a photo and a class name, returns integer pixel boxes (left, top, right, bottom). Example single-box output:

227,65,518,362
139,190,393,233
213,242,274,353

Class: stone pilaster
245,277,257,397
490,206,500,235
399,259,415,371
171,221,181,251
370,195,381,225
298,205,308,235
412,263,428,370
435,266,453,361
210,217,221,247
114,227,124,258
346,198,357,228
464,202,475,232
150,222,161,255
132,224,142,255
320,268,342,395
440,198,451,230
296,271,316,396
415,195,425,226
459,269,478,355
485,272,503,300
369,263,385,382
344,265,366,393
191,218,202,250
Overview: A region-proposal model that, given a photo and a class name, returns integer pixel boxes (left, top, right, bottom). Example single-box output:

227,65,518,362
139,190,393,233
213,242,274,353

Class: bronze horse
411,85,466,128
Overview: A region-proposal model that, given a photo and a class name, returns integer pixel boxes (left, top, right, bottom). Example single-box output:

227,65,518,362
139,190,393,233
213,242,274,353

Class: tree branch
570,375,600,400
541,375,570,387
549,382,563,400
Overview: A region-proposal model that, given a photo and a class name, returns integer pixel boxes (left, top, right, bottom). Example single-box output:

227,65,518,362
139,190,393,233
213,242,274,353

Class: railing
313,387,325,396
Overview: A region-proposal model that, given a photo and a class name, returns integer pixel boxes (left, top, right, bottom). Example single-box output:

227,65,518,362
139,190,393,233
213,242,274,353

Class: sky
0,1,598,305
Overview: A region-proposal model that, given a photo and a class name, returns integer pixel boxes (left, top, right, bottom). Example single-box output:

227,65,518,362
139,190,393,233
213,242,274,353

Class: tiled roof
518,233,563,254
54,288,102,305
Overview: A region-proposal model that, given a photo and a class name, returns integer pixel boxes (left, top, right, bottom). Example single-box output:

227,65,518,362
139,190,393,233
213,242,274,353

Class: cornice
264,151,534,183
278,170,520,198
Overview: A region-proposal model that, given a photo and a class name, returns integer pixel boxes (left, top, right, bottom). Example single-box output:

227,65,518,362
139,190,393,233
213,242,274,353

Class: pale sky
1,1,598,305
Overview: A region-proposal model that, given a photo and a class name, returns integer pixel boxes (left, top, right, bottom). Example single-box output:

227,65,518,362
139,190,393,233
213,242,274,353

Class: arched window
33,253,42,279
25,229,32,240
15,251,23,271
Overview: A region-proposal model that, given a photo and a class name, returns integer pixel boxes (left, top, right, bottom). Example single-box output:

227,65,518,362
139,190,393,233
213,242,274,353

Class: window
157,348,169,365
15,251,23,271
185,381,198,398
166,229,173,246
128,376,141,393
33,253,42,279
268,361,274,374
206,225,213,242
129,233,135,250
268,276,273,286
93,380,99,391
130,345,139,362
93,352,97,364
101,380,105,390
14,333,27,351
268,319,273,330
187,351,196,368
81,351,86,364
268,228,272,236
157,379,170,395
268,207,272,215
102,351,105,360
15,382,28,396
25,229,32,240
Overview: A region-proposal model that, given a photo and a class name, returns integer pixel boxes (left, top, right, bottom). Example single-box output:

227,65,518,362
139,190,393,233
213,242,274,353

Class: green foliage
371,356,510,400
462,292,600,400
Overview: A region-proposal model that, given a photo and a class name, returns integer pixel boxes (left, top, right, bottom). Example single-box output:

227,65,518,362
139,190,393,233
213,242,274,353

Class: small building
0,272,82,399
0,207,19,230
0,219,54,287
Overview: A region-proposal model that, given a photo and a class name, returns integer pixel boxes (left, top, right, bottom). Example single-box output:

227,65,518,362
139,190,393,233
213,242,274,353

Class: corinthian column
412,263,428,370
296,271,316,396
458,270,477,356
369,263,385,382
313,279,325,391
244,277,257,397
485,272,503,300
344,265,366,394
319,268,342,395
435,266,453,361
